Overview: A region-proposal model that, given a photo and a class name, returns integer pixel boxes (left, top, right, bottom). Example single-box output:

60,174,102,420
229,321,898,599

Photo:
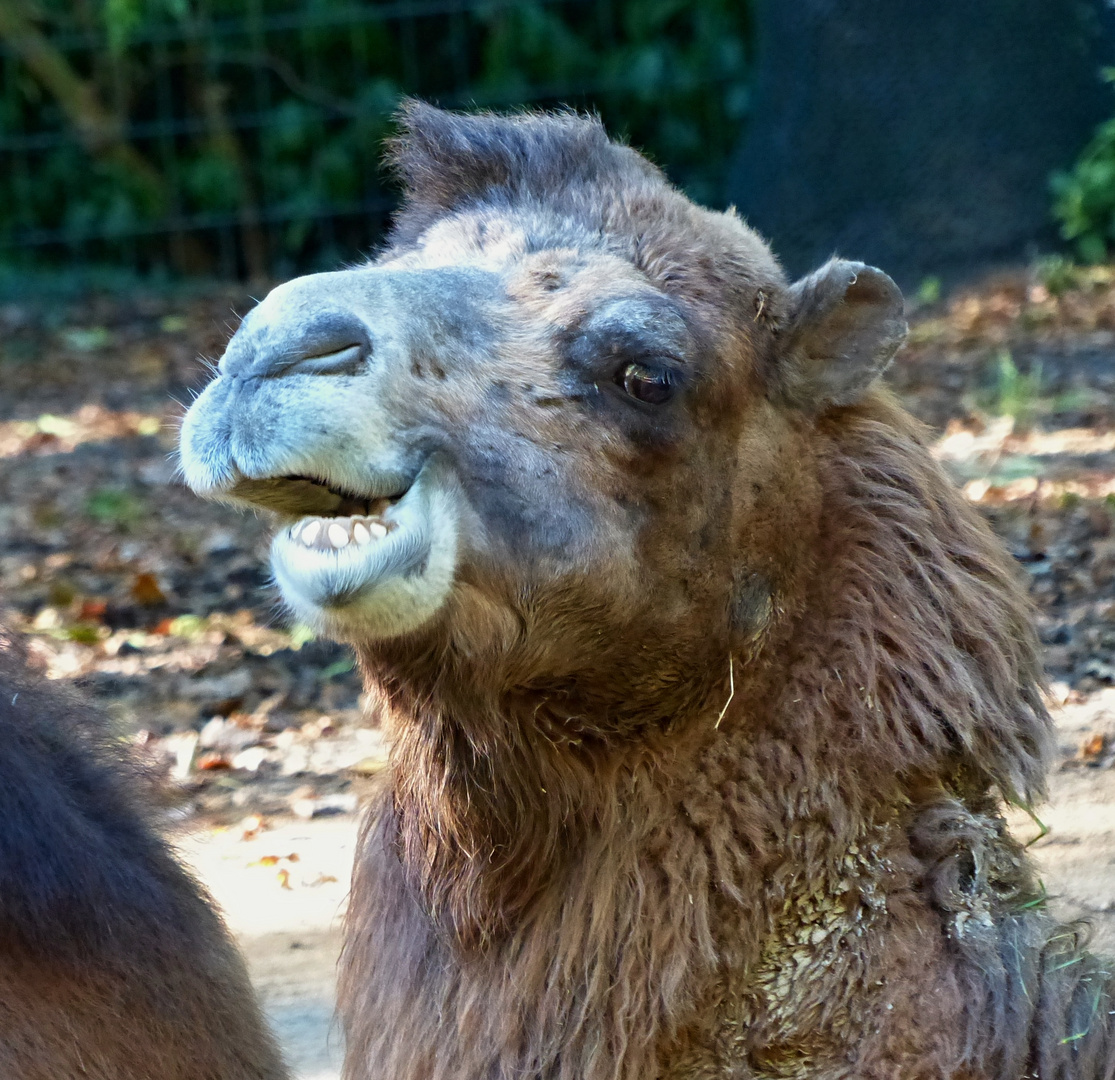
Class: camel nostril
258,310,372,378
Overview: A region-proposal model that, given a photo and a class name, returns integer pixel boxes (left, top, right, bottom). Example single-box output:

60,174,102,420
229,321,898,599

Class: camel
0,630,288,1080
180,102,1115,1080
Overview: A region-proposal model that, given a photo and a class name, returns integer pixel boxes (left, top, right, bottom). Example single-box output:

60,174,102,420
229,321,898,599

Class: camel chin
269,454,461,641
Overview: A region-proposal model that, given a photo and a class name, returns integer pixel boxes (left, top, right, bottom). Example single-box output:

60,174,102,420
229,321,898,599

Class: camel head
180,102,906,728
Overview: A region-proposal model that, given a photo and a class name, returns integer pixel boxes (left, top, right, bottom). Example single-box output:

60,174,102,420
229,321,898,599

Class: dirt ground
177,817,355,1079
4,263,1115,1075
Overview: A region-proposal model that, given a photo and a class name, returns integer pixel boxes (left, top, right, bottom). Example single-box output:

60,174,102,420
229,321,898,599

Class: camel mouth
267,456,461,641
225,473,410,520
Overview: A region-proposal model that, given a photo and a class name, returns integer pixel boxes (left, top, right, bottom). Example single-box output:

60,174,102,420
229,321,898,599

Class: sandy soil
1011,690,1115,956
178,817,358,1080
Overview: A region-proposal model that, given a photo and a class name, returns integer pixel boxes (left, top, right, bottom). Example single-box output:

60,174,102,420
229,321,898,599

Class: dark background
2,0,1113,289
0,0,750,281
731,0,1115,287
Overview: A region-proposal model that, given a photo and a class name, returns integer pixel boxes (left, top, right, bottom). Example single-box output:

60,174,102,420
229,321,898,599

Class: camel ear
776,259,907,410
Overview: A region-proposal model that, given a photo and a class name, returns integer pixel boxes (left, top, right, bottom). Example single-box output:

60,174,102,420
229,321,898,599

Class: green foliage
0,0,754,276
289,622,315,648
914,275,941,307
1034,254,1082,296
84,487,146,528
473,0,750,203
319,656,355,680
1052,69,1115,264
167,613,205,639
991,350,1043,426
68,622,104,644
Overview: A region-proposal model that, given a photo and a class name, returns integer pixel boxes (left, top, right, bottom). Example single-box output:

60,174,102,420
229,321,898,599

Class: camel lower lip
268,455,460,638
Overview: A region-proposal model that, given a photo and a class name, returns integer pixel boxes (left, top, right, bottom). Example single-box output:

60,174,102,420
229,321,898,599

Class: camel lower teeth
295,515,389,550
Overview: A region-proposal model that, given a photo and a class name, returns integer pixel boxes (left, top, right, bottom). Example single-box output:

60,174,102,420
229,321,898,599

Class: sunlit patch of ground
177,816,359,1080
1008,689,1115,957
0,404,165,458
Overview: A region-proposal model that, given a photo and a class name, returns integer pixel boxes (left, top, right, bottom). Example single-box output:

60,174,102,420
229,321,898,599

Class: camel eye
618,361,677,405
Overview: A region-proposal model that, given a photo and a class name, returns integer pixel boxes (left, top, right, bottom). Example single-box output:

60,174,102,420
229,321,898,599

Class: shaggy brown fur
339,108,1110,1080
0,630,288,1080
341,398,1086,1080
181,103,1115,1080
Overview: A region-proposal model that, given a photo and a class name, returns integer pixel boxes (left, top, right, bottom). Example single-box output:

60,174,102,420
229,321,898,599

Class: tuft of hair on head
387,99,663,229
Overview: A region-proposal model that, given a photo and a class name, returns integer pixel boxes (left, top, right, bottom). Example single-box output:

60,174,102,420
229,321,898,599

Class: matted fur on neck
359,617,728,949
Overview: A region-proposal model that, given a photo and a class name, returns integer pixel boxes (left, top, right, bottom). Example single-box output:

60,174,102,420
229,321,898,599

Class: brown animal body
180,104,1115,1079
0,632,288,1080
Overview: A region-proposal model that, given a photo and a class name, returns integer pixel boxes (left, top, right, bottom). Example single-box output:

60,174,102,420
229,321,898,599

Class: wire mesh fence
0,0,752,279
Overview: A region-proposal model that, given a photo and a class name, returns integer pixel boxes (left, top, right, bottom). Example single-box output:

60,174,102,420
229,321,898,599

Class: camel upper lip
224,473,412,518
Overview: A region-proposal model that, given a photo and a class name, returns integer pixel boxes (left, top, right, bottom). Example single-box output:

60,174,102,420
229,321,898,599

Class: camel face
181,240,734,648
180,105,906,675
